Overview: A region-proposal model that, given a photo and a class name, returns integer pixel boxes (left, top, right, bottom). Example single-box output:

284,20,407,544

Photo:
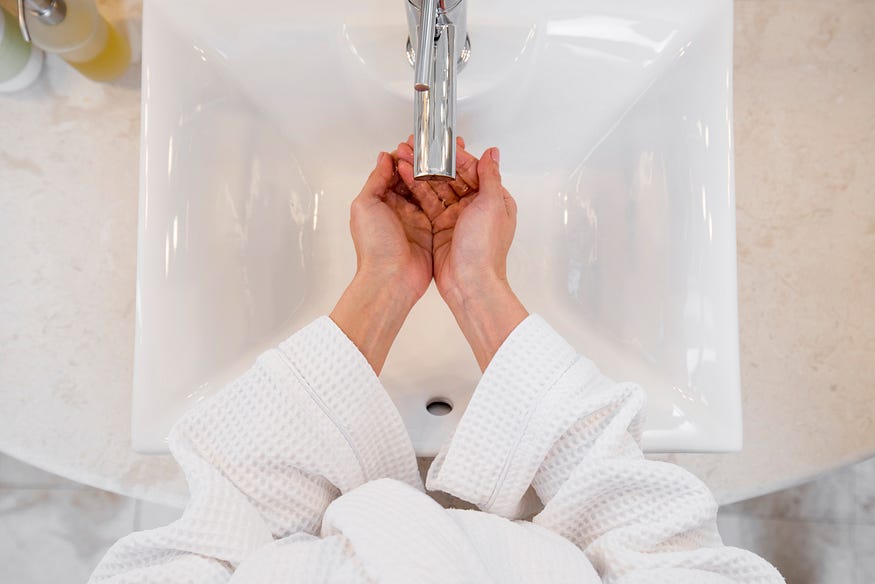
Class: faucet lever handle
16,0,30,42
414,0,438,91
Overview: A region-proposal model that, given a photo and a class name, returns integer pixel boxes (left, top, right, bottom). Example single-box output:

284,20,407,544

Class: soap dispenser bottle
0,5,43,92
17,0,130,82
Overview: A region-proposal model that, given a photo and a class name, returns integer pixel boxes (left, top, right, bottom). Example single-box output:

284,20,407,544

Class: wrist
443,275,529,371
441,270,509,313
352,269,420,314
356,264,426,309
329,271,419,375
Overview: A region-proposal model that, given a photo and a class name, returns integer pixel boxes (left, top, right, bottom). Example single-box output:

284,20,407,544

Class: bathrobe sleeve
89,316,422,583
427,314,784,583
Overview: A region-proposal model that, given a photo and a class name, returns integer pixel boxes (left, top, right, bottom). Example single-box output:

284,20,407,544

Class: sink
133,0,740,455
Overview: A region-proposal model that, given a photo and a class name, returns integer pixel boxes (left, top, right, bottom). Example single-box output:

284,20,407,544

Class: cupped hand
349,151,433,304
395,139,518,304
395,138,527,370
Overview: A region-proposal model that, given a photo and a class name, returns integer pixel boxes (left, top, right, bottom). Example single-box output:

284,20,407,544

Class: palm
373,197,433,295
391,138,483,297
432,198,480,295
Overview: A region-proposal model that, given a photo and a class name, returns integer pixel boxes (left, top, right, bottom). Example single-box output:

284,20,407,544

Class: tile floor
0,454,181,583
1,452,873,583
718,456,875,583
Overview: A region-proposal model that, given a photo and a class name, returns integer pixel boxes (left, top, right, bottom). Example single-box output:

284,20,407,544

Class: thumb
476,147,502,193
360,151,395,201
477,147,517,219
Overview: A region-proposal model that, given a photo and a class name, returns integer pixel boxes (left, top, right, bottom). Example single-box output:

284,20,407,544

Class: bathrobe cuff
167,316,421,537
427,314,597,517
273,316,422,490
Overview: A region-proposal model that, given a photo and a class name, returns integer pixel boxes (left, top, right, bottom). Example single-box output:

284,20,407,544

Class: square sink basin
133,0,740,455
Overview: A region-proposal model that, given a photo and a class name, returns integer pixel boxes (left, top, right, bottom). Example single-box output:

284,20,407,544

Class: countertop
1,0,873,508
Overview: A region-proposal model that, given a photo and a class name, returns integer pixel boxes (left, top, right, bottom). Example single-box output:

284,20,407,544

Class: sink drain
426,398,453,416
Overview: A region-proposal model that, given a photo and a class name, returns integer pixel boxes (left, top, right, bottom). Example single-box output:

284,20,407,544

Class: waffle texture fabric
90,314,783,583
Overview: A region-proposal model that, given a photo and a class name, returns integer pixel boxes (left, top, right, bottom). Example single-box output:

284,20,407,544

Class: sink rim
133,0,740,456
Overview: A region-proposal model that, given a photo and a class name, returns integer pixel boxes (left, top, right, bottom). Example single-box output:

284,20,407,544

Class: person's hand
349,151,433,302
396,139,529,370
393,138,502,302
330,150,433,375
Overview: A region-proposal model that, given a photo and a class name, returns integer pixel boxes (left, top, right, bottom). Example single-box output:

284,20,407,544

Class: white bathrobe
90,315,783,583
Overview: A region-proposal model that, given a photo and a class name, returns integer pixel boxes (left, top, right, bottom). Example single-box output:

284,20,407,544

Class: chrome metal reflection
406,0,469,180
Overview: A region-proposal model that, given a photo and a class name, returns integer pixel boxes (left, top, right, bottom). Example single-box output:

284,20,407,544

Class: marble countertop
1,0,873,508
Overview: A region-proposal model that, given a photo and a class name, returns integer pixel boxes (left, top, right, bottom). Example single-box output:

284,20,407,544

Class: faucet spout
414,18,456,181
407,0,468,181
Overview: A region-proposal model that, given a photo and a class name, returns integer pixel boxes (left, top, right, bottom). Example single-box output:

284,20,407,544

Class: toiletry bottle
0,5,43,92
18,0,130,82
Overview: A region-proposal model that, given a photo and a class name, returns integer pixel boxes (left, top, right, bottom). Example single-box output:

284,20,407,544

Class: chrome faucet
406,0,470,181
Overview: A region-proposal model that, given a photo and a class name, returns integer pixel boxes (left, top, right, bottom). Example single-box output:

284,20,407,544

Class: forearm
444,276,529,371
330,271,419,375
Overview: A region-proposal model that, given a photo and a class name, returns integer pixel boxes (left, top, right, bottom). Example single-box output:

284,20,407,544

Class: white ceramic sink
133,0,740,455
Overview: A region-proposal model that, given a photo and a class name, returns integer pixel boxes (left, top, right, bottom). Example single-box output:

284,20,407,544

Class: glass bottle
0,5,43,92
18,0,130,82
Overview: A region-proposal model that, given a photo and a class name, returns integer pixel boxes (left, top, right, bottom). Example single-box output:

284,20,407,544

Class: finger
387,150,413,198
359,151,395,201
504,191,518,218
449,145,479,198
433,194,473,234
396,142,461,207
428,170,461,206
390,171,413,200
397,159,445,221
477,147,517,217
397,141,414,165
385,188,429,224
433,196,474,251
476,147,503,195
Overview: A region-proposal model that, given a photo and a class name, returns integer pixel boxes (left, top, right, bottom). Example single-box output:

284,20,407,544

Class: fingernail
377,152,385,165
490,147,500,164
